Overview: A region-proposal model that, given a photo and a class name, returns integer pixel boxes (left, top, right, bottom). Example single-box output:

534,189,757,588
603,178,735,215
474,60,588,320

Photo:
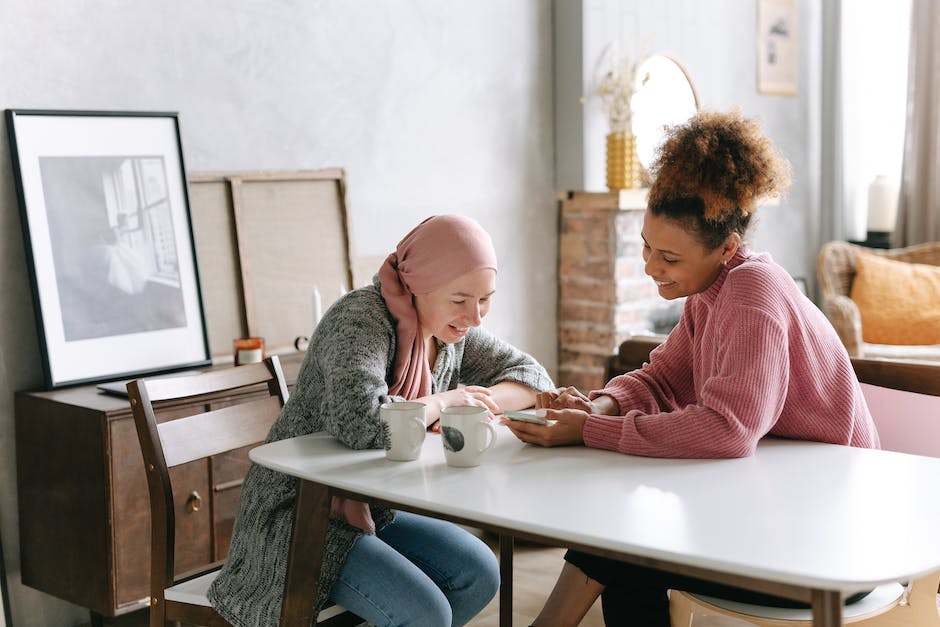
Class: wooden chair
605,333,668,383
668,358,940,626
128,356,359,627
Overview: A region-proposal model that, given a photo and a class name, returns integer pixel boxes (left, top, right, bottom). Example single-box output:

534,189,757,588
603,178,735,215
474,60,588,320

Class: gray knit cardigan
207,279,554,625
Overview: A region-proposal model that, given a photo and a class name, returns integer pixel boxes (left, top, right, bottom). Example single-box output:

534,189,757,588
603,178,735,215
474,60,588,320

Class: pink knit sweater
587,250,879,458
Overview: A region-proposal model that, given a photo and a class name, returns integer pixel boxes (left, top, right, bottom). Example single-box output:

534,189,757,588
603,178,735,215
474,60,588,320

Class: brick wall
557,190,680,391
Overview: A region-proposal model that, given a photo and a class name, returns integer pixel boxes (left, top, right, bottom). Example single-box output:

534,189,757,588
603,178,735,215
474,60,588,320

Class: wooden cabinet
14,353,303,617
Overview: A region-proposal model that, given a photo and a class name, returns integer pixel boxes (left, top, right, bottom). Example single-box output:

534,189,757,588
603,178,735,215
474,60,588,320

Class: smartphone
503,409,550,425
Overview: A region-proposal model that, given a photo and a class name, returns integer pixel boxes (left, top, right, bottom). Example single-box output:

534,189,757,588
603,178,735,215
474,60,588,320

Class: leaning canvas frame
5,110,211,388
187,169,354,360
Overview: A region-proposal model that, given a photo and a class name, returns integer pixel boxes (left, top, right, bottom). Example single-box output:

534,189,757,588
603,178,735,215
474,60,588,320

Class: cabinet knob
186,491,203,513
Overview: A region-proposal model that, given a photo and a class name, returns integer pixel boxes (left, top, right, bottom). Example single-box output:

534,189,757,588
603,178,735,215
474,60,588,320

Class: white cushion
164,571,217,606
163,570,350,621
861,342,940,363
687,582,904,621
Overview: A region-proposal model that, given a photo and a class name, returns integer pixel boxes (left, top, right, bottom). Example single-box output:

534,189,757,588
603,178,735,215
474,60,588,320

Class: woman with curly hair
505,110,879,626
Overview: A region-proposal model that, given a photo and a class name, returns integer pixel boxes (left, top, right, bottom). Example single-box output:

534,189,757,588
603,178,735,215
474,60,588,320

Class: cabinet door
207,393,267,560
210,445,254,559
110,416,212,608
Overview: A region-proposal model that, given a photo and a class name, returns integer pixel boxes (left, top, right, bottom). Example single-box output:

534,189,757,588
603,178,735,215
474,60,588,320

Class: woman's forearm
415,382,540,426
488,381,538,413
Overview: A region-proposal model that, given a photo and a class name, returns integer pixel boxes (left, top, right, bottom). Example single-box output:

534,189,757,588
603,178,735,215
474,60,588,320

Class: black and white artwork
6,110,210,388
40,156,187,340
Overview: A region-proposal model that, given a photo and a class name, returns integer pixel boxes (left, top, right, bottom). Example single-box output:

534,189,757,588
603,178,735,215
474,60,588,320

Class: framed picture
757,0,798,96
5,110,210,388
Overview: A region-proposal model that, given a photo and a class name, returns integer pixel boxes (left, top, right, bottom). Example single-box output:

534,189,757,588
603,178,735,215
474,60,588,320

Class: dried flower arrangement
595,46,637,133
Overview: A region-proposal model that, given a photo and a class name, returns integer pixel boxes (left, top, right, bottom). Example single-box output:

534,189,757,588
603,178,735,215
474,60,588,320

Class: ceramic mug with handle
380,401,427,461
439,405,497,467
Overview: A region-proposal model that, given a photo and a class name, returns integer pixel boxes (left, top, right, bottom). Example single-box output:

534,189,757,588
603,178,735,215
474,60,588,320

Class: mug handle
477,421,497,453
409,415,427,448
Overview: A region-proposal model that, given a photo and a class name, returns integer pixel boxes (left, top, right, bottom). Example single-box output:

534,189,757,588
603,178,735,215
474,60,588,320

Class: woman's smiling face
414,268,496,343
641,211,739,300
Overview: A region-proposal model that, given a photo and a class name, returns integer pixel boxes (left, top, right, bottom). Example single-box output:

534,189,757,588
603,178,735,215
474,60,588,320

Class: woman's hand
503,408,589,447
419,386,500,431
536,386,595,412
536,387,620,416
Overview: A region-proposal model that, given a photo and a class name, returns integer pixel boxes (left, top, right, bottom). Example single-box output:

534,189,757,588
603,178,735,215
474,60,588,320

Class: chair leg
668,589,695,627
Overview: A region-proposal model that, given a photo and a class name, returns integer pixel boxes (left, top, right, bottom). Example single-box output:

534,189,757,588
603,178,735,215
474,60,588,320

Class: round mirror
631,55,699,173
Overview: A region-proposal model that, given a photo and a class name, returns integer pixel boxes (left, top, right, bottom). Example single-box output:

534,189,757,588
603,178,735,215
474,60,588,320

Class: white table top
250,425,940,594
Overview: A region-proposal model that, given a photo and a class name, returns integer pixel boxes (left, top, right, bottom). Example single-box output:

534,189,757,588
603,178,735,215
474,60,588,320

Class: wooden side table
848,232,893,249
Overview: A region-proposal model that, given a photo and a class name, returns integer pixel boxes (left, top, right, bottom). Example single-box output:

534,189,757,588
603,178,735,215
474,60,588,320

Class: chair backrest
127,356,288,606
817,240,940,301
853,357,940,456
605,334,667,382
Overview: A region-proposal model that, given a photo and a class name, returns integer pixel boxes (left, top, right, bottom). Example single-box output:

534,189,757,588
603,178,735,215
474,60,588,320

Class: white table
250,425,940,627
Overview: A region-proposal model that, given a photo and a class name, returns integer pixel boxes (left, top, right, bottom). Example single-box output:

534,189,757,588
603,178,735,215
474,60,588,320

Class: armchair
816,240,940,361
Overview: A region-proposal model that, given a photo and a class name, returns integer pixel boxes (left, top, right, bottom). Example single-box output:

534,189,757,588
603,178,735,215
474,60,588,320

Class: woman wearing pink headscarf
209,215,554,627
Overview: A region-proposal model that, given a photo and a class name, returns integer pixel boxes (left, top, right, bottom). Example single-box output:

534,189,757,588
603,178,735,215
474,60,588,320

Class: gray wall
0,2,554,624
556,0,823,283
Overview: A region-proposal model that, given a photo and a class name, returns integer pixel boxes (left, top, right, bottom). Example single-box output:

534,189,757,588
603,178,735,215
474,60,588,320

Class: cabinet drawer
111,417,212,607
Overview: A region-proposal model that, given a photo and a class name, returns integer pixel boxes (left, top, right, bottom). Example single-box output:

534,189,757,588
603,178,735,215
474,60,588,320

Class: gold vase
606,131,642,191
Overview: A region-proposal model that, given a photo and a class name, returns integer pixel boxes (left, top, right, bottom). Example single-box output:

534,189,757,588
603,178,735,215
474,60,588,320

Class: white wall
0,2,829,624
556,0,823,284
0,2,554,624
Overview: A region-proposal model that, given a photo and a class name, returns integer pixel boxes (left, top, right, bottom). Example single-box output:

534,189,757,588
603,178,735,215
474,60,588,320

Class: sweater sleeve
583,305,790,459
457,327,555,392
279,291,400,450
589,314,696,415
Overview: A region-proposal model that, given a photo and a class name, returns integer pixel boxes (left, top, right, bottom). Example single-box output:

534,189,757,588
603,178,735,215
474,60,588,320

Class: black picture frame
5,109,210,388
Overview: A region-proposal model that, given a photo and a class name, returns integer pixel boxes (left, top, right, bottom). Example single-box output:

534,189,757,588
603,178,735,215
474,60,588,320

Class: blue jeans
330,511,499,626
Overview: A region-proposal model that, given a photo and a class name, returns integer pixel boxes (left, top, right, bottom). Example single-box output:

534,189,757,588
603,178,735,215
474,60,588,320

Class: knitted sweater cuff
582,414,626,451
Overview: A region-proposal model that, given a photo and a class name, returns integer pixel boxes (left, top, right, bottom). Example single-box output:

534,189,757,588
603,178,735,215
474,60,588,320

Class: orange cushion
849,251,940,345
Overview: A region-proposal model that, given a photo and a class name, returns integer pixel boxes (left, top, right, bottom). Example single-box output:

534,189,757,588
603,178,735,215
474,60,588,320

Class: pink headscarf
378,214,498,400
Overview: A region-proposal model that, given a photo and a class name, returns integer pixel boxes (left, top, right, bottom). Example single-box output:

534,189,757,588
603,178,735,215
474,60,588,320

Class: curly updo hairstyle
647,109,792,250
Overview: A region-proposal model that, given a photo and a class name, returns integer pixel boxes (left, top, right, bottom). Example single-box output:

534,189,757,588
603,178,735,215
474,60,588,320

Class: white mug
439,405,497,468
380,401,427,461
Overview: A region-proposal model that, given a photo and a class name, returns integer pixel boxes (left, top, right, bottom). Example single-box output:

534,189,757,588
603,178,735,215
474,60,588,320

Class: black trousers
565,550,871,626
